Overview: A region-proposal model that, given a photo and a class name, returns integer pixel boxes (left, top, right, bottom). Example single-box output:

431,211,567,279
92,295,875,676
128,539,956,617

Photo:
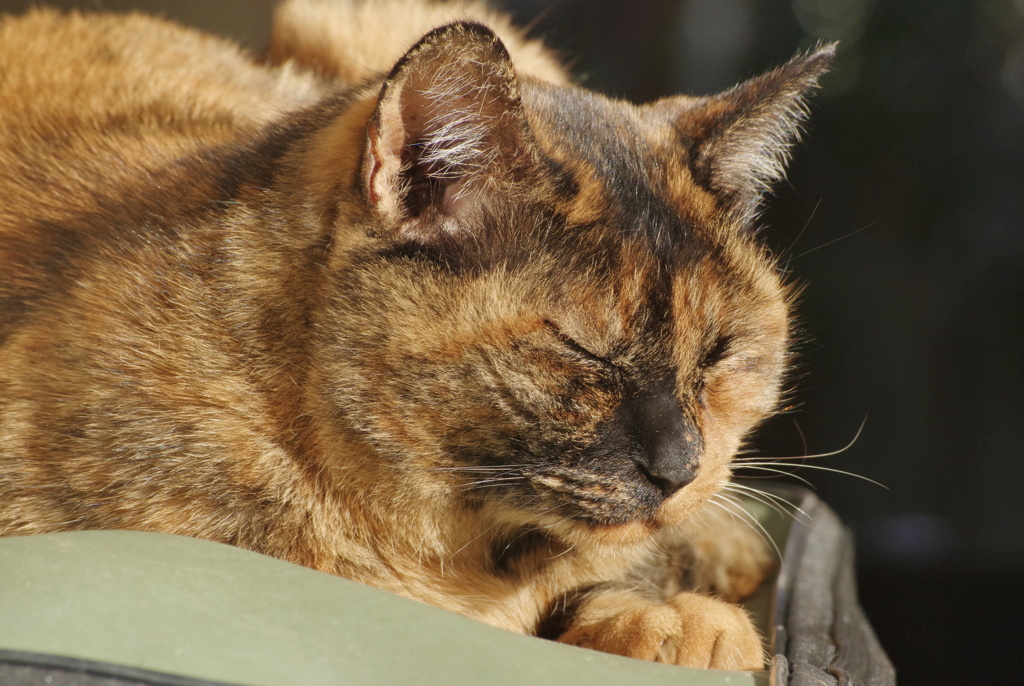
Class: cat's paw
672,507,776,603
688,534,773,603
656,592,764,669
556,589,764,670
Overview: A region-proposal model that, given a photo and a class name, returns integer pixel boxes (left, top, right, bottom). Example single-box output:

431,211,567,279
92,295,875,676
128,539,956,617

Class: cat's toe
657,592,764,670
555,589,763,671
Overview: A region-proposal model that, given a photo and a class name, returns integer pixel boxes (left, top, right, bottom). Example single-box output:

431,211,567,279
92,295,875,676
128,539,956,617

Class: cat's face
314,24,830,538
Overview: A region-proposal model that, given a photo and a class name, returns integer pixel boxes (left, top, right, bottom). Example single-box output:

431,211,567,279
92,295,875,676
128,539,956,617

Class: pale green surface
0,529,772,686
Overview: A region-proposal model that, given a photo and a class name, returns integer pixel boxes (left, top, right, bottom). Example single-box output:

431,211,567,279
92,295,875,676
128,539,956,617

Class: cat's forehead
521,82,723,264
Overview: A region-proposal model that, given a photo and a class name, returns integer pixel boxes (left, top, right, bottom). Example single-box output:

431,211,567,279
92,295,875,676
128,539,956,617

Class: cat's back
0,7,329,348
0,8,323,230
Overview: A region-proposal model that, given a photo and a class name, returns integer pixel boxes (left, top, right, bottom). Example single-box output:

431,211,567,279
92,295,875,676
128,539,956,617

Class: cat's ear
658,44,836,226
363,22,530,242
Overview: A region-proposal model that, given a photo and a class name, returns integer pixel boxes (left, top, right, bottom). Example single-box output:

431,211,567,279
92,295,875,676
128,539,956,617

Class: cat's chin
555,504,714,552
562,493,712,548
585,519,661,546
486,488,720,550
541,516,661,551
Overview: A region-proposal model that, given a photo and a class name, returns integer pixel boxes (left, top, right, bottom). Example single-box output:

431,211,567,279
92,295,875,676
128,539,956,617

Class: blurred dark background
1,0,1021,682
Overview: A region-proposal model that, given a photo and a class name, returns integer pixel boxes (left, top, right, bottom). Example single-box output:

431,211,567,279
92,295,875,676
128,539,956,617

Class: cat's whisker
424,464,533,472
779,196,822,271
547,542,577,561
456,481,509,491
454,472,525,482
721,482,794,519
690,508,711,534
735,415,867,463
708,492,782,560
493,525,539,560
731,464,817,488
735,462,887,488
722,481,811,523
792,418,810,458
445,519,508,565
731,416,885,486
787,220,878,261
453,476,527,492
708,499,781,563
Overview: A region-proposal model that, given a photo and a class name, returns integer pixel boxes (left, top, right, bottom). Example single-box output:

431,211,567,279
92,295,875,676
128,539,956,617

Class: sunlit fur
0,0,832,671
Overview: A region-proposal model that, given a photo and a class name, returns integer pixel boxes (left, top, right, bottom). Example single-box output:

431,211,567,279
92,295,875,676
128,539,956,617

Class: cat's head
314,23,833,542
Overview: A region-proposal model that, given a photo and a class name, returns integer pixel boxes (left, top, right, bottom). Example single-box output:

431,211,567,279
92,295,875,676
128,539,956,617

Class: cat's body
0,0,832,670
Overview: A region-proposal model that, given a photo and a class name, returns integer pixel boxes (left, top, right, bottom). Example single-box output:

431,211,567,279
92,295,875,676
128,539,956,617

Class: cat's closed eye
543,319,614,369
699,335,734,372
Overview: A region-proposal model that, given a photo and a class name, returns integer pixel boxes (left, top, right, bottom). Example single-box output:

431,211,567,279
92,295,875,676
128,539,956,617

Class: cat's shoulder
0,7,325,233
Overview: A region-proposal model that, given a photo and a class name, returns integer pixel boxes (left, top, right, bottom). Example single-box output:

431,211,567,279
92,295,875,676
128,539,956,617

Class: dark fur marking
490,526,559,577
213,92,355,200
376,201,574,277
534,584,599,639
524,82,695,263
534,147,580,199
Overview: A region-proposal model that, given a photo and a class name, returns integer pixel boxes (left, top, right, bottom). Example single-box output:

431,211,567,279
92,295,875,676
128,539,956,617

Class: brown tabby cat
0,0,833,671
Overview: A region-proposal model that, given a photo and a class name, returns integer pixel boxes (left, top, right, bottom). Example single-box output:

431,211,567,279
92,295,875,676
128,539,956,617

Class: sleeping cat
0,0,833,671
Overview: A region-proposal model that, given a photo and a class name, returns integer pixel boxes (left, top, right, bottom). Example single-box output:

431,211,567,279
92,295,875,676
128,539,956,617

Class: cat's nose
633,388,702,497
637,436,700,497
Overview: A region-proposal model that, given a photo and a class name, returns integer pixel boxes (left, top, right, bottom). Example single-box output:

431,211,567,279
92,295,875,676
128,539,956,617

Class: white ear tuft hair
412,58,503,179
663,44,836,226
364,22,528,237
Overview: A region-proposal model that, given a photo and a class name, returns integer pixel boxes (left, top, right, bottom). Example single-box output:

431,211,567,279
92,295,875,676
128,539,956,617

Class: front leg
654,505,776,603
537,503,774,670
552,587,764,670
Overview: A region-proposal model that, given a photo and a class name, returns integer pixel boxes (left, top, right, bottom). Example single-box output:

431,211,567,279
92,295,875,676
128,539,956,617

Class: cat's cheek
701,371,782,445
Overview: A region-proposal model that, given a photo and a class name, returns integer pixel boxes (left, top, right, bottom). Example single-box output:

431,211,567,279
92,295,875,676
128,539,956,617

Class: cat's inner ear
657,44,836,226
364,22,528,241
